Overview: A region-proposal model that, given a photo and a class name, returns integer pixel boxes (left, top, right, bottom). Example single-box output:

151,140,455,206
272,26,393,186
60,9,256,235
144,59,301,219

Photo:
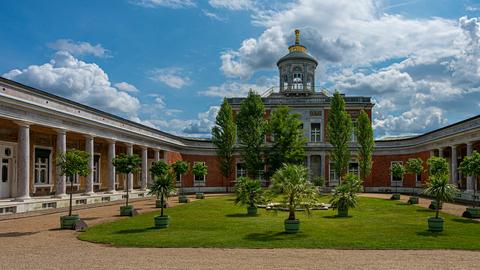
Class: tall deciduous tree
327,91,353,183
236,90,266,178
459,151,480,208
268,105,307,175
355,110,374,181
112,153,142,208
212,98,237,186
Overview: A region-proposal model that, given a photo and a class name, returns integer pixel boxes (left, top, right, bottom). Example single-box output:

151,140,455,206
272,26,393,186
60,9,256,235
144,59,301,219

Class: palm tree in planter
234,176,265,216
269,164,318,234
149,160,170,208
405,158,424,204
149,172,176,228
56,149,90,229
330,173,363,217
423,168,459,232
390,162,405,200
459,151,480,218
192,162,208,199
112,153,142,216
427,157,450,210
171,160,189,203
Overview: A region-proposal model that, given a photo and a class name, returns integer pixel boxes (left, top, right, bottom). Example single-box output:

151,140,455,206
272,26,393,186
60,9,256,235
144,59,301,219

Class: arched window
293,73,303,90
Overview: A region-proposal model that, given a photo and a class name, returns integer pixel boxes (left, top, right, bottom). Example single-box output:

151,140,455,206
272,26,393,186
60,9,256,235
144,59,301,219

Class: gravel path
0,194,479,270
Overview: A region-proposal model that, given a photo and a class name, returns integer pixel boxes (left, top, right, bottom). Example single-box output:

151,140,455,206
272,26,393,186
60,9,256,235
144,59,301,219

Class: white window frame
310,122,322,143
348,161,360,177
390,161,404,186
236,162,247,181
193,161,206,184
329,162,339,185
351,120,358,143
33,146,53,192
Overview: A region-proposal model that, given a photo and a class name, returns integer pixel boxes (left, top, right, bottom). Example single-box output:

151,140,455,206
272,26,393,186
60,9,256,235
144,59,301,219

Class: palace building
0,30,479,215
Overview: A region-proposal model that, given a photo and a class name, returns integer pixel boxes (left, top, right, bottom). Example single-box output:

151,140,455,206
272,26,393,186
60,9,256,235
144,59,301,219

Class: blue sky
1,0,480,138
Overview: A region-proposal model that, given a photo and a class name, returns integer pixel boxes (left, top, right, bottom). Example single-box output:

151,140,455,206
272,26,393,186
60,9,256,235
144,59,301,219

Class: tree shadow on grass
416,209,433,213
114,227,157,234
323,215,353,219
416,231,446,237
225,213,258,218
244,231,306,241
451,218,479,224
396,202,410,206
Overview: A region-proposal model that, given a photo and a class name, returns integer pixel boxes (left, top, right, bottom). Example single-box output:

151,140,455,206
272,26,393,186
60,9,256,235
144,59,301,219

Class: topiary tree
330,173,363,217
112,153,142,212
391,162,406,199
192,162,208,197
150,160,170,179
327,91,353,183
459,151,480,211
57,149,90,217
269,164,318,233
426,156,450,211
406,158,424,194
148,172,176,217
355,110,374,182
234,176,265,215
171,160,189,202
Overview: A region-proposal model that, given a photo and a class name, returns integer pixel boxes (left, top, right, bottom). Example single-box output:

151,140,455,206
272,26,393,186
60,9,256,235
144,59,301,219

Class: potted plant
112,153,142,216
150,172,176,228
149,160,170,208
171,160,189,203
459,151,480,218
57,149,90,229
390,162,405,200
192,162,208,199
427,156,450,210
234,176,264,216
405,158,424,204
312,176,325,193
423,158,459,232
269,164,318,234
330,173,363,217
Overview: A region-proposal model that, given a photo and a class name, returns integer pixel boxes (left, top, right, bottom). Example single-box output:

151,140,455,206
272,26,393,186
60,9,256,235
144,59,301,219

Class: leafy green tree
428,156,449,177
391,162,406,194
212,98,237,185
406,158,424,194
327,91,353,182
267,105,307,175
112,153,142,208
459,151,480,208
234,177,264,209
330,173,363,216
192,162,208,179
424,169,459,219
355,110,374,181
57,149,90,216
148,172,176,217
269,164,318,221
171,160,189,183
236,90,266,178
149,160,170,178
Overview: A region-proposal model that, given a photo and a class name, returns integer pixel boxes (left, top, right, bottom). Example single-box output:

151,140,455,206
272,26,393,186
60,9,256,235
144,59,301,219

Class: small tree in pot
427,157,450,210
390,162,405,200
149,160,170,208
149,172,176,228
269,164,318,234
330,173,363,217
459,151,480,218
112,153,142,216
192,162,208,199
234,176,265,216
171,160,189,203
57,149,90,229
405,158,424,204
423,162,459,232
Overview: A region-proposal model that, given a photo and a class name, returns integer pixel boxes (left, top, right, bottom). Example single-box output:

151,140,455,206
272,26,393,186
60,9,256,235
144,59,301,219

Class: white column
438,147,444,158
126,143,134,191
107,140,116,193
16,122,30,201
55,129,67,197
84,135,95,195
141,146,148,191
467,142,474,192
154,149,160,161
451,145,458,185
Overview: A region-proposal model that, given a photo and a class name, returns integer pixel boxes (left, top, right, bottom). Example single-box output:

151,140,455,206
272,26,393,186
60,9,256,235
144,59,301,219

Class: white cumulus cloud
149,67,191,89
47,39,110,58
130,0,196,8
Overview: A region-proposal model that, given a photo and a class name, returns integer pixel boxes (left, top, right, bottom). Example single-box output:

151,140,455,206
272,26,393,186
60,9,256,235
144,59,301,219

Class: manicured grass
79,195,480,249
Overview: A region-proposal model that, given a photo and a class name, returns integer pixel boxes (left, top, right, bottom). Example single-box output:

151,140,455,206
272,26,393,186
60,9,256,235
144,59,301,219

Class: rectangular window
236,163,246,180
329,162,338,184
348,162,359,176
1,159,8,183
391,161,403,183
34,148,51,184
416,174,422,182
93,154,100,184
351,121,358,142
194,162,206,183
310,123,321,142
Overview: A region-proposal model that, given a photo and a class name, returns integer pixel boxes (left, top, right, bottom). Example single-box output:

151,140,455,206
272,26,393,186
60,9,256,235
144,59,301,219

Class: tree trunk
435,198,440,219
288,194,295,220
68,177,73,216
126,173,129,207
161,193,164,216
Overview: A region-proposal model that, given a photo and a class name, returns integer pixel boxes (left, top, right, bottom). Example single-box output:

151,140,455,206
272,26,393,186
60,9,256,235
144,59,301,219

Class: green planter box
155,200,167,208
390,193,401,200
337,208,348,217
408,196,419,204
466,207,480,218
154,215,170,229
428,217,444,232
196,193,205,199
120,205,134,216
60,214,80,230
178,195,189,203
284,219,300,234
247,207,257,216
429,201,442,210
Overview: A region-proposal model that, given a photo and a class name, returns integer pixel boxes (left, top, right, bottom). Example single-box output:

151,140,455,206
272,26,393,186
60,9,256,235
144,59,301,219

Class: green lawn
79,195,480,249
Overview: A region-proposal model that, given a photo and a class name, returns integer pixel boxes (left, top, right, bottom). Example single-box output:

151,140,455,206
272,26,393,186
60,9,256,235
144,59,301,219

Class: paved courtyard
0,194,479,270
